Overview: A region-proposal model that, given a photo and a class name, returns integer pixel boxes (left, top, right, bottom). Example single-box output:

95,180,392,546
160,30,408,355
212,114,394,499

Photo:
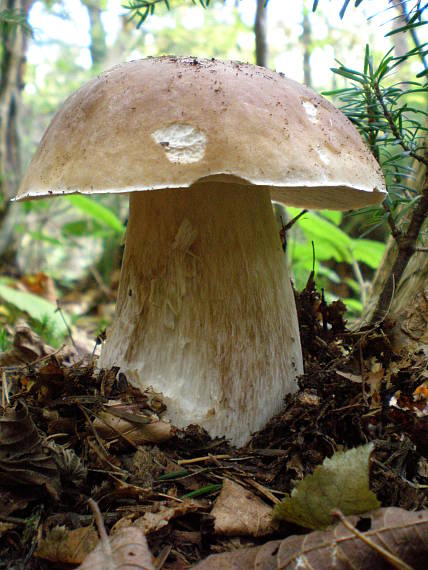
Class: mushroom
16,57,386,446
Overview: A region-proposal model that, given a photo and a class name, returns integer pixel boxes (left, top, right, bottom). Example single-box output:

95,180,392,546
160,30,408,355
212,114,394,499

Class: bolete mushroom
16,57,386,446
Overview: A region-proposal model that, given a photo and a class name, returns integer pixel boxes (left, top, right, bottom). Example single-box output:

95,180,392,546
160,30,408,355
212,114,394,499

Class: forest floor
0,278,426,568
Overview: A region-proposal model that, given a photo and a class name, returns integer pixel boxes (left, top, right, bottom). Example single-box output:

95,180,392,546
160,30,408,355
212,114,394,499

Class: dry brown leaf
193,507,428,569
78,526,155,569
0,320,54,367
35,526,99,565
93,404,171,445
212,479,276,537
134,500,202,534
335,370,363,383
0,401,61,499
18,273,58,303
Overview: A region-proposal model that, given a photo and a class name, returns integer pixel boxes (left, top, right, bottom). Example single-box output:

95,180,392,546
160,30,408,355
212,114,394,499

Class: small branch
279,209,308,252
372,81,428,168
88,499,115,570
352,258,367,307
363,83,380,162
1,370,10,407
382,201,401,243
55,300,78,352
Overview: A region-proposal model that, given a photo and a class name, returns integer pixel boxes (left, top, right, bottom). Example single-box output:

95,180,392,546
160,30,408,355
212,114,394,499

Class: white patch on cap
152,124,206,164
317,146,330,165
302,100,318,124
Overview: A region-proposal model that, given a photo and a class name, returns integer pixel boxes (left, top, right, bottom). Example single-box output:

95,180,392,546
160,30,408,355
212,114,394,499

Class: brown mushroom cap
16,56,386,210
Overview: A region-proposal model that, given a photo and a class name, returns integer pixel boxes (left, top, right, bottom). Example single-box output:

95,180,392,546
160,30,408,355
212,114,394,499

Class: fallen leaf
335,371,363,383
0,401,61,499
78,526,155,569
19,273,57,304
212,479,276,537
133,500,202,534
35,526,99,564
273,444,380,529
193,507,428,569
93,404,172,445
0,320,54,367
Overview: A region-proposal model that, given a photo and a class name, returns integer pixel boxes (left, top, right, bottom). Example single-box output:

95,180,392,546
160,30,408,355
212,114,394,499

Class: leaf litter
0,279,427,568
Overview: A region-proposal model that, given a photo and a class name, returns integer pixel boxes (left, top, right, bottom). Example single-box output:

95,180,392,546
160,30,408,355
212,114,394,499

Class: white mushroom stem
98,181,303,446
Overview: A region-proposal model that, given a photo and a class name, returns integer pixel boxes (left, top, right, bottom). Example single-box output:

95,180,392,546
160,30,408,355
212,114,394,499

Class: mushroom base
98,182,303,446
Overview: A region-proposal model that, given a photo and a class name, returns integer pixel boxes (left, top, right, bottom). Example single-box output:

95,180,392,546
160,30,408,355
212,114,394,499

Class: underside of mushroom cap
16,56,386,210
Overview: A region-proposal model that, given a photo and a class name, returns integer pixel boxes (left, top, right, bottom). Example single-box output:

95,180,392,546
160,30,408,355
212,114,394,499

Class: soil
0,277,426,569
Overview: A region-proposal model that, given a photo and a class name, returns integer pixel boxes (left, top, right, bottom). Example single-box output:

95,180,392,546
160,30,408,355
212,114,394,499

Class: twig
279,209,308,252
332,509,413,570
352,257,369,307
55,300,78,352
88,265,115,300
372,81,427,168
246,478,281,505
88,499,114,570
0,343,66,374
382,201,401,242
0,514,27,525
155,545,173,570
79,405,126,474
1,369,10,406
177,454,231,465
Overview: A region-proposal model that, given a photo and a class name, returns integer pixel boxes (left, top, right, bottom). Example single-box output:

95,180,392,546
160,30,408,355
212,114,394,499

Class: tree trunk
0,0,26,206
0,0,32,260
301,5,312,87
82,0,107,66
360,152,428,352
255,0,268,68
358,9,427,353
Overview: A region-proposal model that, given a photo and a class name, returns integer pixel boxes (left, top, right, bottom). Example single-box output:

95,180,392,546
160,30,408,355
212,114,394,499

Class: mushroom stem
98,182,303,446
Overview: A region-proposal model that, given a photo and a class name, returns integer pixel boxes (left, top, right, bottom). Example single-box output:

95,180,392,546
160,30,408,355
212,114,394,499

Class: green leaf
28,231,63,246
350,239,386,269
65,195,125,235
385,20,427,38
288,208,353,263
343,297,363,315
290,241,339,263
0,283,70,335
318,210,342,225
273,444,380,530
61,220,109,238
330,67,366,84
180,484,222,499
158,469,189,481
